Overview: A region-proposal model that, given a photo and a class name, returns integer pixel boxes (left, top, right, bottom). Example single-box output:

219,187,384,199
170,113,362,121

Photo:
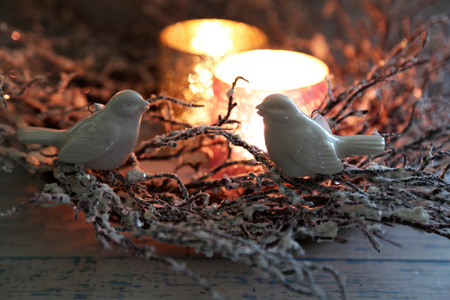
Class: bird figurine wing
284,128,344,175
58,117,120,164
313,113,332,133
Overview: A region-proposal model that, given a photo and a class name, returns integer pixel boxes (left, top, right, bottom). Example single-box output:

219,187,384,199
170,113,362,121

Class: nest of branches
1,1,449,299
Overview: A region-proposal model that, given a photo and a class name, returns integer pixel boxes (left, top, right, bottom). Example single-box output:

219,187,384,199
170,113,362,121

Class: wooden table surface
1,168,449,299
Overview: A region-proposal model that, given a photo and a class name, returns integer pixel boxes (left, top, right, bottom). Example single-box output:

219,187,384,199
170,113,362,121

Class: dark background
1,0,447,96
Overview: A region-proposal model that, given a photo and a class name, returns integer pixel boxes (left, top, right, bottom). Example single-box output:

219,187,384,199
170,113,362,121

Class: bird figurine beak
255,103,265,116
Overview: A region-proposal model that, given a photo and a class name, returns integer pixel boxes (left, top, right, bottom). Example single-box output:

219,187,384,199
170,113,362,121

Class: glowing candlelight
159,19,267,125
190,21,234,57
213,50,329,156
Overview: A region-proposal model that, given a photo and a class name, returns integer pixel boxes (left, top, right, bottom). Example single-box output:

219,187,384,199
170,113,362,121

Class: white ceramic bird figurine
256,93,385,177
18,89,149,170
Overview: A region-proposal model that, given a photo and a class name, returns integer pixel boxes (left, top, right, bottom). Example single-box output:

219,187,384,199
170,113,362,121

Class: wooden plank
1,256,449,299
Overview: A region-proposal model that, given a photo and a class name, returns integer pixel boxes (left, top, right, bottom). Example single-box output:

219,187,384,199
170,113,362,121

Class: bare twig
213,76,249,126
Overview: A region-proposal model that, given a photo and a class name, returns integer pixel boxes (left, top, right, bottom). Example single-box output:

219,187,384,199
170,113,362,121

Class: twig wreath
1,11,449,300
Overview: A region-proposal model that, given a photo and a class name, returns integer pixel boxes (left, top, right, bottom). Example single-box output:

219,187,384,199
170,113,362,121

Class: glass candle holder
159,19,267,125
213,49,329,157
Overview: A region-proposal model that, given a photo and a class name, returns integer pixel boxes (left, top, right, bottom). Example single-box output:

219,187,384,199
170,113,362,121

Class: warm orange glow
159,19,267,125
160,19,267,57
191,20,234,56
413,88,422,98
214,50,329,90
213,50,329,156
10,31,20,41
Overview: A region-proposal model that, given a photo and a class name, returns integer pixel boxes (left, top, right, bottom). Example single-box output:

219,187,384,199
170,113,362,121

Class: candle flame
191,21,234,57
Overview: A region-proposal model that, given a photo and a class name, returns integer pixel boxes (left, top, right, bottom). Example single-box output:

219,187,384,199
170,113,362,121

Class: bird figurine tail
336,134,385,157
17,127,65,148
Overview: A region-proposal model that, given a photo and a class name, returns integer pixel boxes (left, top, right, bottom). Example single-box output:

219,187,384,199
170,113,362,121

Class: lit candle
159,19,267,125
213,49,329,157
